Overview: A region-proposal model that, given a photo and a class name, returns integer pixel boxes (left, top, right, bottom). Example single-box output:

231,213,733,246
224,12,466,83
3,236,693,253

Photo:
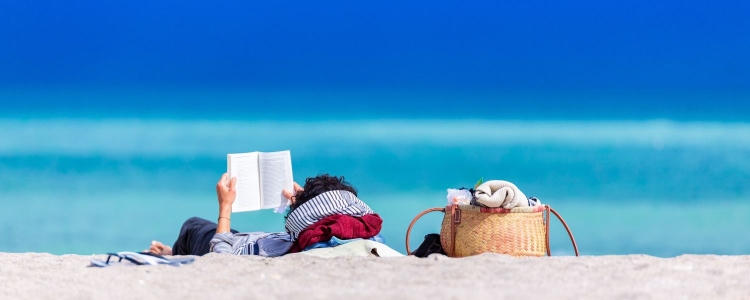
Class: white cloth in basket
474,180,529,209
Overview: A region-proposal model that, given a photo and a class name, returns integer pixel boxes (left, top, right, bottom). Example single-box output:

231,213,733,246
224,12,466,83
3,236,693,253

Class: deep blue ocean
0,0,748,256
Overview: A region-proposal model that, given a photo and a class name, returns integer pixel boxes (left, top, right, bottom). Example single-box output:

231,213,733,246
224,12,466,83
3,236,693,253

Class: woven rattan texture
440,206,548,257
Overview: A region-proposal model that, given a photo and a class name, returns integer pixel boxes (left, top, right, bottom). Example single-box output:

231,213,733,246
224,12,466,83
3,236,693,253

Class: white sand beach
1,252,748,300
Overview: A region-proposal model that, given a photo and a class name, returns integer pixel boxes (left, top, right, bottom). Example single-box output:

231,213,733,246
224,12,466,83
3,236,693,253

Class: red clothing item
289,214,383,253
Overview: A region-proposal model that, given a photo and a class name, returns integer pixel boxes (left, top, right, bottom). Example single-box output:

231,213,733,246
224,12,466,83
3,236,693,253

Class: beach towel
90,252,195,267
299,240,403,258
474,180,529,209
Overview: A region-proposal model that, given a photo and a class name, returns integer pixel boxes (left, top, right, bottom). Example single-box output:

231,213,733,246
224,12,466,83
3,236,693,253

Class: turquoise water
1,0,748,256
1,117,748,256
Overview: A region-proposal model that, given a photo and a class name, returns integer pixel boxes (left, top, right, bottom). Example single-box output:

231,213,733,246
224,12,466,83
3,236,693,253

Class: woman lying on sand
148,173,383,256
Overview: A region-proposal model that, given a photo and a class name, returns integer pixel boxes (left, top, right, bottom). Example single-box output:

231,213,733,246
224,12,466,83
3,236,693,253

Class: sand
1,252,748,300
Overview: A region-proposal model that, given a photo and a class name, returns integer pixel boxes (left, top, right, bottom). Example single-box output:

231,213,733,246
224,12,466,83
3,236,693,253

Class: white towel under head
473,180,529,209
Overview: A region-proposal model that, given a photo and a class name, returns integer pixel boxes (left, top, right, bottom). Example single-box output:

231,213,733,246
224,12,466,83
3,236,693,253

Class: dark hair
288,174,357,213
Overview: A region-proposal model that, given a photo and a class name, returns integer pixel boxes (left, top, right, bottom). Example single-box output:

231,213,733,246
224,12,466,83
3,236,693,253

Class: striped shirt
210,232,292,256
285,190,374,241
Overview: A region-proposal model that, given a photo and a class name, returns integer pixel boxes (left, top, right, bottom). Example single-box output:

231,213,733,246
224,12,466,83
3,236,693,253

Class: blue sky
0,0,747,118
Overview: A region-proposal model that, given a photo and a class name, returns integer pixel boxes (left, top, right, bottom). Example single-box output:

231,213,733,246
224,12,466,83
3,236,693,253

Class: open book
227,150,294,213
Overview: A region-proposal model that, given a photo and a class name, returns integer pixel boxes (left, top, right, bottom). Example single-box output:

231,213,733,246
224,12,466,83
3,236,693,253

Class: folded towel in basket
474,180,529,209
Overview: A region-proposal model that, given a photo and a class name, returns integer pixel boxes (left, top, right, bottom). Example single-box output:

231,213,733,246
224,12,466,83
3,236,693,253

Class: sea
0,0,748,256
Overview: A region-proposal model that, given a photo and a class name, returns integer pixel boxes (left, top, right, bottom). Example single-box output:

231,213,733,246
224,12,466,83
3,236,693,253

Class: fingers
148,242,163,254
228,177,237,191
282,187,299,205
282,189,294,200
293,182,304,192
149,240,171,255
151,240,163,249
217,174,237,192
217,173,228,190
284,183,303,199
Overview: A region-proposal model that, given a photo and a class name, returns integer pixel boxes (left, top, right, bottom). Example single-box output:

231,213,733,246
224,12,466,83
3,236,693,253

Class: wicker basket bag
406,204,579,257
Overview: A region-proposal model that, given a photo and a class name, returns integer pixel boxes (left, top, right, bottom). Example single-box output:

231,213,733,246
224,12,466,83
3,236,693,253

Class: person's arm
211,177,299,255
210,232,236,254
216,173,236,234
209,173,237,254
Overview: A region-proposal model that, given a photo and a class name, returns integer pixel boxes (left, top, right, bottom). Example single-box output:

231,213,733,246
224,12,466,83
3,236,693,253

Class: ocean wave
1,118,748,156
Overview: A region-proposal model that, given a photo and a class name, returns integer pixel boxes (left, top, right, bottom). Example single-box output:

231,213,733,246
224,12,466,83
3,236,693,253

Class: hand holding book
215,173,237,233
281,182,304,207
216,173,237,210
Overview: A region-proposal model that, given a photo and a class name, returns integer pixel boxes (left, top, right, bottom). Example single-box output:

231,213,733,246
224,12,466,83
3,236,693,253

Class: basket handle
405,207,446,255
546,206,579,256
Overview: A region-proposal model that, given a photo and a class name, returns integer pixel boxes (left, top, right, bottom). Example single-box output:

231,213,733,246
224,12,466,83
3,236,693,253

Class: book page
227,152,261,212
258,150,293,209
